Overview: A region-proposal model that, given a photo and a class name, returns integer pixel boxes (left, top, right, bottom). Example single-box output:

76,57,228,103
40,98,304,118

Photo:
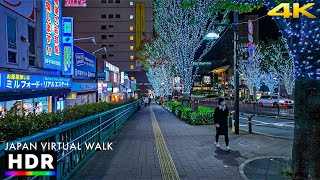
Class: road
239,114,294,139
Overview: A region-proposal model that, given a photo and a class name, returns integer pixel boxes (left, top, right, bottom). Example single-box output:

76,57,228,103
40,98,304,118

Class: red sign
64,0,86,7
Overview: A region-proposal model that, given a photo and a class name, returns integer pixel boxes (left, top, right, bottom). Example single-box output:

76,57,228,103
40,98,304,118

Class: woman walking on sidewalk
214,98,234,151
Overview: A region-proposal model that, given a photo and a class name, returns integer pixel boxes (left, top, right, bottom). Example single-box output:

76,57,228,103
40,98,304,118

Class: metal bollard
242,114,254,133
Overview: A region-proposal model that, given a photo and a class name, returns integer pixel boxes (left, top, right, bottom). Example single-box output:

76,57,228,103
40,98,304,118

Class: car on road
258,95,294,108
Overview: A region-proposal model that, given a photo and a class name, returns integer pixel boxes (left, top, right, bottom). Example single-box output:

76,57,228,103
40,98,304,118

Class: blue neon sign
0,72,71,91
62,17,74,75
43,0,62,70
73,46,96,80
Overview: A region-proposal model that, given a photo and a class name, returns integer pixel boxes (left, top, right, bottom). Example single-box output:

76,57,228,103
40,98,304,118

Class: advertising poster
43,0,62,70
73,46,96,80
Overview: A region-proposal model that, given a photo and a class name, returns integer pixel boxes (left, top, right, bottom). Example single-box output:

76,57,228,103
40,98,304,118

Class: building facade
0,0,71,115
62,0,153,82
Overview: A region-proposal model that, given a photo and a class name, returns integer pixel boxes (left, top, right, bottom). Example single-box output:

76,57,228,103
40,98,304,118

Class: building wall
62,0,153,75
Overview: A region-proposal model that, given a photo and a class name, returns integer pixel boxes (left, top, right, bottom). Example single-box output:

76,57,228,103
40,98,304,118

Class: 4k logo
268,3,316,18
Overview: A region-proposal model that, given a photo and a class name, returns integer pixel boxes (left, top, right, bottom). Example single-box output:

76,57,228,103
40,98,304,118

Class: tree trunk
181,93,190,108
292,78,320,179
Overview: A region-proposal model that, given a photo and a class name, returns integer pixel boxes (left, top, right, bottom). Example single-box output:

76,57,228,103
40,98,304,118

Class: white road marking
239,117,294,127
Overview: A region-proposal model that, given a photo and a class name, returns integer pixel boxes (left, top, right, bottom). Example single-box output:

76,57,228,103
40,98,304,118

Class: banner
73,46,96,80
0,72,71,91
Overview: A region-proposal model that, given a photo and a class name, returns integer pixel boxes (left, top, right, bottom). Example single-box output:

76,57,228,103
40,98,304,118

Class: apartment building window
130,36,134,41
101,14,106,18
102,44,107,48
101,0,106,3
130,65,134,70
109,44,114,47
108,0,113,3
116,0,120,3
102,35,107,39
28,26,36,66
109,25,114,28
109,54,114,57
130,55,134,60
130,2,133,5
101,25,106,30
130,26,134,31
102,54,107,59
130,46,134,50
109,14,113,18
130,15,134,19
116,14,120,18
108,35,114,37
7,16,17,63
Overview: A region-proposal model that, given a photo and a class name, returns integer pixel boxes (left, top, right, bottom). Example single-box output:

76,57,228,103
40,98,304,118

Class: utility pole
233,12,240,134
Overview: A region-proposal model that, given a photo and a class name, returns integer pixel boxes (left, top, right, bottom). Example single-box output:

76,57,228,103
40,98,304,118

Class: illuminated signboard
64,0,87,7
121,72,124,84
0,0,36,21
105,61,119,73
0,72,71,91
203,76,211,85
43,0,62,70
124,74,129,79
73,46,96,80
62,17,73,75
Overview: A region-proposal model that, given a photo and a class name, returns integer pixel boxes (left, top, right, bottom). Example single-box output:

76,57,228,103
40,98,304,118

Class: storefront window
34,97,48,114
23,98,34,115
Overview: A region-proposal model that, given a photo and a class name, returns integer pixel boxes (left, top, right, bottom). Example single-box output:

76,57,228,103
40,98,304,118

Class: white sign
0,0,36,21
248,19,253,35
113,87,119,93
120,72,124,84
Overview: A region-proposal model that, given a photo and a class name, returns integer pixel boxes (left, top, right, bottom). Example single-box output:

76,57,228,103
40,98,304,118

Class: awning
0,89,71,102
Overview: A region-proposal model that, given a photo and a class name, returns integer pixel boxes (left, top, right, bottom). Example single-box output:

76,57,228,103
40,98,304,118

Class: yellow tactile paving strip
150,106,180,180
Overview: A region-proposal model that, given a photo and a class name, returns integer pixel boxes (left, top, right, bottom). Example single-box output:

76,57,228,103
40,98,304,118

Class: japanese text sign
73,46,96,80
62,17,74,75
0,72,71,91
43,0,62,70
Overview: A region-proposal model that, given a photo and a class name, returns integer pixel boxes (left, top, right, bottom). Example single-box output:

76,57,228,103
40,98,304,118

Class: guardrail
0,101,138,180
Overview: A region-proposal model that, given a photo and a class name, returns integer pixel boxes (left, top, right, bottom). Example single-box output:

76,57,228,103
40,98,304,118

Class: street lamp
74,37,96,44
92,47,107,54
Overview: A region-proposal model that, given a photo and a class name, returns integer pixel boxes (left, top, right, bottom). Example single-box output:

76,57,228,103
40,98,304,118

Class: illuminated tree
154,0,229,95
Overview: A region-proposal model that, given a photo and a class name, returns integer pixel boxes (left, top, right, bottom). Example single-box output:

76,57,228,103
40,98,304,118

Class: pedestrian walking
144,97,149,107
214,98,235,151
137,98,141,111
148,97,151,106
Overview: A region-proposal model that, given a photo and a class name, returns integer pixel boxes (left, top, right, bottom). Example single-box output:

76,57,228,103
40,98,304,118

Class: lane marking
150,106,180,180
239,117,294,127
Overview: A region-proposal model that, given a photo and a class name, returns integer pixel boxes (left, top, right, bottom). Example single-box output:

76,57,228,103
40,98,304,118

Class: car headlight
279,100,285,103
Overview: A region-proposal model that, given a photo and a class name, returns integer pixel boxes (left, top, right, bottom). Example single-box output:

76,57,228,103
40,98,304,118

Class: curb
239,129,293,140
239,156,290,180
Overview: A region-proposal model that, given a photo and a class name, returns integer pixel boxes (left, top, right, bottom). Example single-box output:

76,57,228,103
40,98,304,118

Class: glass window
7,16,17,63
116,14,120,18
130,15,134,19
109,44,114,47
102,44,106,48
130,26,134,31
102,54,107,59
130,65,134,70
101,25,106,30
101,14,107,18
108,35,114,37
109,54,114,57
102,35,107,39
109,14,113,18
28,26,36,66
109,25,114,28
101,0,106,3
130,55,134,60
108,0,113,3
130,46,134,50
7,16,17,50
116,0,120,3
130,2,133,5
130,36,134,41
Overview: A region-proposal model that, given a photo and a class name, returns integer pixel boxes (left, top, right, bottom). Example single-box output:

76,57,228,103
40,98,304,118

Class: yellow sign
268,3,316,18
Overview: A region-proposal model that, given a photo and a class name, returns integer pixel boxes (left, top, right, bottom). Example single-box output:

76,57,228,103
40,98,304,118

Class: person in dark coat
214,98,234,151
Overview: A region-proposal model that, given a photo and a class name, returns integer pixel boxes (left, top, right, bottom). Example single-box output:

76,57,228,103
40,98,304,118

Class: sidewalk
71,103,293,180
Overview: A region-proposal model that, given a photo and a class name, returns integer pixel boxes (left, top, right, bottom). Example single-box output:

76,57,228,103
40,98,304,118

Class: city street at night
0,0,319,180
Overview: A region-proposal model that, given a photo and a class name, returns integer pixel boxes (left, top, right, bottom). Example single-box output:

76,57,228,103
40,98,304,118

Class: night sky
195,6,281,75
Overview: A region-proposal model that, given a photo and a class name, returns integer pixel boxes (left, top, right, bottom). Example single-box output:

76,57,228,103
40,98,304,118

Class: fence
0,101,138,180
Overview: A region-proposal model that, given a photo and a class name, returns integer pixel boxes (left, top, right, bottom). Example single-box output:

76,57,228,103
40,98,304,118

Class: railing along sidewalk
0,101,138,180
